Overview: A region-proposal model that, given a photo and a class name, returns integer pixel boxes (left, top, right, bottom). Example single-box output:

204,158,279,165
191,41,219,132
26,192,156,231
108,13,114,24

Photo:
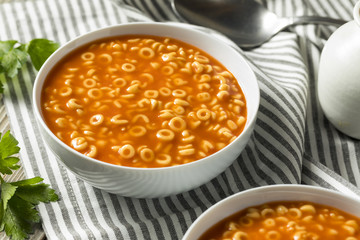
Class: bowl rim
32,22,260,171
183,184,360,239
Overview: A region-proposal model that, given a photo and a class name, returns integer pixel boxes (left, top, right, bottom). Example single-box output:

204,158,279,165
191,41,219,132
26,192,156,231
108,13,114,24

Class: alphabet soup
41,35,247,168
199,201,360,240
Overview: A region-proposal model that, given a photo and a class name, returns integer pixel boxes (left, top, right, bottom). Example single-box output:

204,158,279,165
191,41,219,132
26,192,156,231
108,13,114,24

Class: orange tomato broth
198,201,360,240
41,35,247,168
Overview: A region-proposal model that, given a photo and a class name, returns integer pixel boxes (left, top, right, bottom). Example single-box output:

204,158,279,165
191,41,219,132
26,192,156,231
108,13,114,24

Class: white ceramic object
318,1,360,139
183,184,360,239
33,22,260,198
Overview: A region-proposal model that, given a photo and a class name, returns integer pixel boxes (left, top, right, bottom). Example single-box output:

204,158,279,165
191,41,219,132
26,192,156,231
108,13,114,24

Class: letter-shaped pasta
83,78,97,88
182,135,195,144
196,109,211,121
112,78,127,87
246,211,261,219
70,131,79,139
161,66,174,75
219,83,230,91
343,225,356,235
220,70,233,78
217,90,230,100
196,92,211,102
71,137,88,151
155,153,171,165
128,126,147,137
118,144,135,159
261,208,276,218
159,87,172,97
263,218,275,228
139,148,155,162
328,228,338,235
227,120,238,130
99,53,112,64
137,98,150,108
237,116,246,126
239,217,253,227
110,114,128,125
86,68,96,77
200,74,211,82
276,205,288,215
169,117,187,132
288,208,302,219
265,230,280,240
232,231,248,240
346,237,358,240
233,99,246,106
172,105,185,115
172,89,187,98
159,110,175,119
194,54,209,64
156,129,175,141
66,99,82,110
138,47,155,59
179,148,195,156
139,73,154,83
121,63,136,72
300,204,316,214
191,61,204,73
85,145,97,158
55,117,67,128
173,78,188,86
144,90,159,99
161,52,176,62
276,216,289,223
59,87,72,97
198,83,210,91
127,84,140,94
174,98,190,106
88,88,103,99
345,220,359,231
166,45,178,51
130,114,149,124
89,114,104,126
81,52,95,61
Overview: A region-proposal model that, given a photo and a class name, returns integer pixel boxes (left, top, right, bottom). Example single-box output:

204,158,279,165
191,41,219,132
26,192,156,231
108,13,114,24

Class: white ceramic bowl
183,184,360,239
32,22,260,198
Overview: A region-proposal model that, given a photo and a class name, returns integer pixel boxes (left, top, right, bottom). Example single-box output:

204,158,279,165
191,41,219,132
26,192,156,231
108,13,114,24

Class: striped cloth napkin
1,0,359,239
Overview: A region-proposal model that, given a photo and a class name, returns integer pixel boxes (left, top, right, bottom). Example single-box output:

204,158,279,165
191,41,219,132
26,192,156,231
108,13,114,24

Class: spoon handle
288,16,347,26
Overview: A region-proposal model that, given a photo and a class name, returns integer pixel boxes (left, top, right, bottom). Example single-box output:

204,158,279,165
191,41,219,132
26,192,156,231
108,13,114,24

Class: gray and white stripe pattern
0,0,359,239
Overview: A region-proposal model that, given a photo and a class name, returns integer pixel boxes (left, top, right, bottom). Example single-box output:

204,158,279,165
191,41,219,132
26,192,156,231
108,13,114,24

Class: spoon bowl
172,0,347,48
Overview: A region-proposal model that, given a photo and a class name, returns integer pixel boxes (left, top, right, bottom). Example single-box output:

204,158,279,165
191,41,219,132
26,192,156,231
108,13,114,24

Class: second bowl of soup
183,184,360,239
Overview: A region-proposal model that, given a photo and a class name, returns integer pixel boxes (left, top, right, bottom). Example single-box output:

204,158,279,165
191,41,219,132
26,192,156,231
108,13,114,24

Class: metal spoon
172,0,347,48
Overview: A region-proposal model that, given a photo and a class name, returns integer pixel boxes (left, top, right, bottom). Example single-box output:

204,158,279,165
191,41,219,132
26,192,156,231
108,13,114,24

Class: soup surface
199,201,360,240
41,35,247,168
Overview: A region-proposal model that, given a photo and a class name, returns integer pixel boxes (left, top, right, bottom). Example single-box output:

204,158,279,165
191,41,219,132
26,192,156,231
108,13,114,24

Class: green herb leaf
13,178,59,204
0,41,18,59
26,39,59,71
3,195,40,240
10,176,43,186
0,38,59,93
0,131,20,175
1,48,28,79
0,131,59,240
0,182,18,229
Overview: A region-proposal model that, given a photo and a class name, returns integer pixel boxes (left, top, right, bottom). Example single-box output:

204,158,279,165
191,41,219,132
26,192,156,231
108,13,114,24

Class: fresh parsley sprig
0,131,59,240
0,39,59,93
